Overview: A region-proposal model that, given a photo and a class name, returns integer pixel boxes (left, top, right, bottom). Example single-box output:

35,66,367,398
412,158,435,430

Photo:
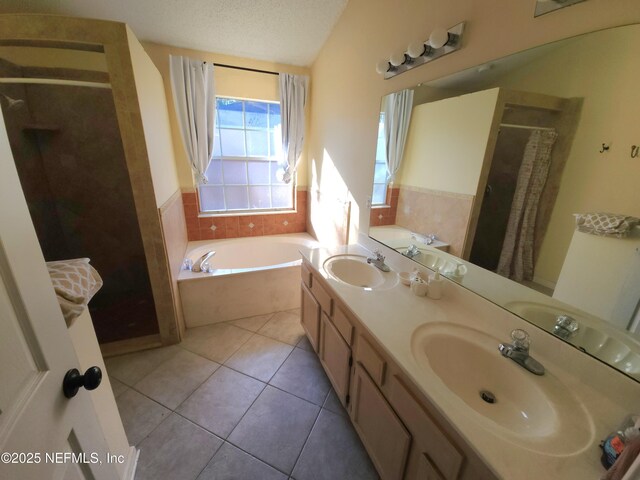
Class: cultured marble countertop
302,244,640,480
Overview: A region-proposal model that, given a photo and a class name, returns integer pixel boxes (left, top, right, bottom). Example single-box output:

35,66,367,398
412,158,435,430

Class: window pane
374,162,388,184
249,186,270,209
269,103,281,129
372,184,387,205
245,101,268,129
247,130,269,157
225,186,249,210
213,129,221,157
248,160,270,185
205,159,223,184
272,186,293,208
217,98,243,127
222,160,247,184
271,163,287,184
199,185,225,211
219,128,245,157
269,129,282,158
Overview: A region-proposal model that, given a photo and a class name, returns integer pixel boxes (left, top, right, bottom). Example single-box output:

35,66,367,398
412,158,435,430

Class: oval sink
323,254,398,289
505,301,640,380
411,322,594,455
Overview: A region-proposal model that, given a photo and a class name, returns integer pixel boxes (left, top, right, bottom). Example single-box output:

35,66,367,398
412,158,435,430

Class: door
301,283,321,352
319,313,351,406
0,114,119,479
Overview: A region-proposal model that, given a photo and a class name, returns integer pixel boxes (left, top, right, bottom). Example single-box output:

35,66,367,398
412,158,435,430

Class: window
371,112,388,205
198,97,294,213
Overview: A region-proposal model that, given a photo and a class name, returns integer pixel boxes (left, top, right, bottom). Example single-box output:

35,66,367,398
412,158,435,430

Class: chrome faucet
553,315,579,340
192,251,216,273
498,329,545,376
404,244,420,259
367,251,391,272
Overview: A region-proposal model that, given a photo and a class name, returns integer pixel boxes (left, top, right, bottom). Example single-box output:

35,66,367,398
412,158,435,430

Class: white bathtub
178,233,320,328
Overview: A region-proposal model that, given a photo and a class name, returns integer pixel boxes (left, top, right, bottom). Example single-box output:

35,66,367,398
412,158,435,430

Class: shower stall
0,14,183,353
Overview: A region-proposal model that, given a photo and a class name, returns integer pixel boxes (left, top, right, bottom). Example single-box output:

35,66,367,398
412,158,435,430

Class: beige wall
307,0,640,244
127,28,180,207
489,26,640,285
397,88,499,195
141,42,310,190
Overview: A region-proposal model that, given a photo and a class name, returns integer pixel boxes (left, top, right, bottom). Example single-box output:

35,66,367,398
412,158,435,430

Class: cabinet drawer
352,364,411,480
333,306,354,345
389,375,463,480
358,336,386,386
311,275,333,316
301,262,312,288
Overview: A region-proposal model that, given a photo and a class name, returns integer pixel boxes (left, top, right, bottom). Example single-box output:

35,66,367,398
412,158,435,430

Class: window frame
197,95,296,215
371,112,389,206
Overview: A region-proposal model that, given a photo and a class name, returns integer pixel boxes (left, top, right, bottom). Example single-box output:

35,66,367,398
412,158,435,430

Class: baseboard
122,446,139,480
100,334,163,358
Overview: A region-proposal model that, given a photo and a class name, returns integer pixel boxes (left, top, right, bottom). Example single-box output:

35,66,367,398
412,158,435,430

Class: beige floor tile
228,386,319,474
181,323,253,363
115,389,170,446
225,334,293,382
197,442,287,480
136,414,222,480
257,310,305,346
296,335,314,352
229,313,274,332
134,349,219,409
178,366,265,438
292,409,377,480
322,388,348,417
269,348,331,405
105,345,180,386
108,377,129,398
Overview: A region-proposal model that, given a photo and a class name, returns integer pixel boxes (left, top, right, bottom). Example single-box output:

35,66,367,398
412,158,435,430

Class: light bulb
389,52,407,67
407,42,426,59
429,28,450,49
375,60,390,74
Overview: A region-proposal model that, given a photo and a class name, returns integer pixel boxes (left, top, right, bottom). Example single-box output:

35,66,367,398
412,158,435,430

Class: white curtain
279,73,309,184
497,129,558,281
169,55,216,184
383,89,414,182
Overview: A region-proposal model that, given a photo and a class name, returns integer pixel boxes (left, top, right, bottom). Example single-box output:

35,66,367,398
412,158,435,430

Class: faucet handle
555,315,579,332
374,250,385,261
511,329,530,351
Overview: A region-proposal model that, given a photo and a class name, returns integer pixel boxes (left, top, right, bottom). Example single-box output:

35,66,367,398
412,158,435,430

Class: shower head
0,93,25,111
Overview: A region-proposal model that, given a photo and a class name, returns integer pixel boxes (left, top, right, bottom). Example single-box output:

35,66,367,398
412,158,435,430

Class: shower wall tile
182,188,307,241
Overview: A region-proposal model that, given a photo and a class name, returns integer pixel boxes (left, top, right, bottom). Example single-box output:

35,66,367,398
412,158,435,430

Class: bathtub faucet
192,251,216,273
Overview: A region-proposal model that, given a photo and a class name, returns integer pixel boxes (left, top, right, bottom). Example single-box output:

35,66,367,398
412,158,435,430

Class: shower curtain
497,129,558,282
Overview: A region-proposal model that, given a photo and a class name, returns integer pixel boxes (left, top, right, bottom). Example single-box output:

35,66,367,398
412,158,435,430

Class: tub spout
192,251,216,272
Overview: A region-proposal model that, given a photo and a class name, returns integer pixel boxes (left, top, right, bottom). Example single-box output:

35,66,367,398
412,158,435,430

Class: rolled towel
575,212,640,238
46,258,103,326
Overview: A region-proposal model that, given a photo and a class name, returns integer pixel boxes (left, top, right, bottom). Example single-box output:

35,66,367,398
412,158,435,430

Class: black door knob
63,366,102,398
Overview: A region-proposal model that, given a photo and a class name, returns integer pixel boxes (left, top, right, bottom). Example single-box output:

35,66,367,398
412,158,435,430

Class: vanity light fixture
376,22,465,79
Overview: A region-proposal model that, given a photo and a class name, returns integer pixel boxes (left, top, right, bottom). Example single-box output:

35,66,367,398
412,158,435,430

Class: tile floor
106,308,378,480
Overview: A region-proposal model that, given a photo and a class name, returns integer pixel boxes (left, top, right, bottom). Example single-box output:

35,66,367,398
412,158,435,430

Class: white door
0,113,119,480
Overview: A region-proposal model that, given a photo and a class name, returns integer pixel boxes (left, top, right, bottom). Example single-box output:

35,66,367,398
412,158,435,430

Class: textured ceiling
0,0,348,66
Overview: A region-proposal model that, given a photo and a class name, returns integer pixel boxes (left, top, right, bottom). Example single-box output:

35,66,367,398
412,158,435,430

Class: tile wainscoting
183,188,308,241
369,186,399,227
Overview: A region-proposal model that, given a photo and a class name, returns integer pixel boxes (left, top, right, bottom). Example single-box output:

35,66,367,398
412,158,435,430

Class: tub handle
192,251,216,272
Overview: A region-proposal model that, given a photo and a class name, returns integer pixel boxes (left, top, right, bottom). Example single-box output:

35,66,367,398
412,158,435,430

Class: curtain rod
500,123,556,132
214,63,279,76
0,78,111,89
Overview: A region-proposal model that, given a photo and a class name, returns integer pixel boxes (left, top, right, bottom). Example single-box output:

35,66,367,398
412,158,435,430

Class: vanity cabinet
299,260,497,480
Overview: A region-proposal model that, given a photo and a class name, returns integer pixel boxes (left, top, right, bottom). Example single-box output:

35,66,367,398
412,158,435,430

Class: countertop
302,244,640,480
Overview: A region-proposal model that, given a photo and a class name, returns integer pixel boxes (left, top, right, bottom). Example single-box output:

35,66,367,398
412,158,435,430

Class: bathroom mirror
368,24,640,381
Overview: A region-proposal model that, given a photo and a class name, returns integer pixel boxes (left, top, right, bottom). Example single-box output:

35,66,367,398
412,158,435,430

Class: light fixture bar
380,22,465,80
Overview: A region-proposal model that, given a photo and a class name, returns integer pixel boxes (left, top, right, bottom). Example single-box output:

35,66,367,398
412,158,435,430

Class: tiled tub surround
369,186,400,227
106,309,376,480
179,233,320,328
183,188,308,241
303,239,640,479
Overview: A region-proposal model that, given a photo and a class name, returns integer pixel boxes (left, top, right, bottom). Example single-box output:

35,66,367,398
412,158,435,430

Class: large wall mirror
368,24,640,381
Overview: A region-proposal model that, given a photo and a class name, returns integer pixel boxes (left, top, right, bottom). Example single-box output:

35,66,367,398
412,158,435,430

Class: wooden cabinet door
417,453,446,480
319,313,351,405
351,364,411,480
301,283,321,352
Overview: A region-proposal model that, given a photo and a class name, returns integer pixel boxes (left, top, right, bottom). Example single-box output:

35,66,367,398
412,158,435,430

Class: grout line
288,399,324,478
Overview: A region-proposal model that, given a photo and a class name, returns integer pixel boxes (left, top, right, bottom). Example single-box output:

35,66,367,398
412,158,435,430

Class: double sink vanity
299,242,640,480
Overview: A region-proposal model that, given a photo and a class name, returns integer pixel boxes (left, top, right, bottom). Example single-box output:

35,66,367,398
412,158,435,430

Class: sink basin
323,254,398,289
505,301,640,380
411,322,594,455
